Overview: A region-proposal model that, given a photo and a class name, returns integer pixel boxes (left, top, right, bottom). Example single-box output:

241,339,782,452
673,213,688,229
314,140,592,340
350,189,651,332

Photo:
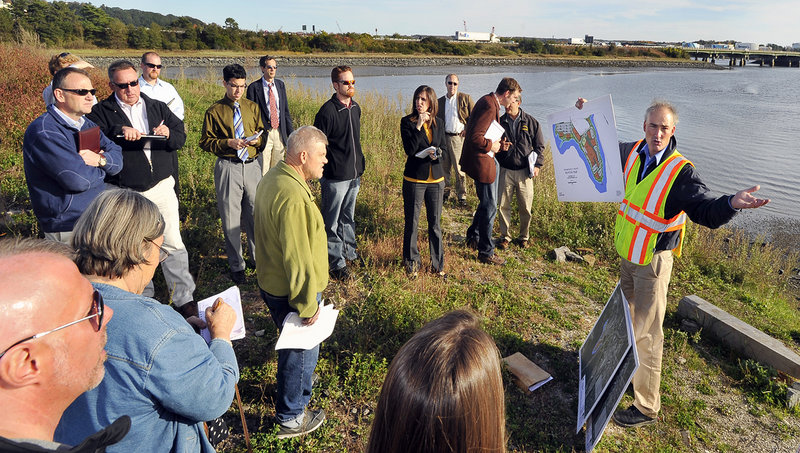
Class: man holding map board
575,97,769,427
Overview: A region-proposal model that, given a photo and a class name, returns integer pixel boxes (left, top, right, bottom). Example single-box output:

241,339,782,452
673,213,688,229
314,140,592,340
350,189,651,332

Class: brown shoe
495,238,510,250
478,254,506,266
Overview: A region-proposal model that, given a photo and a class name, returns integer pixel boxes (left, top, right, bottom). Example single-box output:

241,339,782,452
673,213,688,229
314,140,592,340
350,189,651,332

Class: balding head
0,238,111,441
285,126,328,181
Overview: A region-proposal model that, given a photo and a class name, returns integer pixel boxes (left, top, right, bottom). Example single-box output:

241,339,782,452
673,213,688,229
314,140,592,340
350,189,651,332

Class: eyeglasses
447,81,458,86
148,239,170,263
59,88,97,96
337,80,355,87
112,80,139,89
144,62,162,69
264,65,277,70
0,290,105,359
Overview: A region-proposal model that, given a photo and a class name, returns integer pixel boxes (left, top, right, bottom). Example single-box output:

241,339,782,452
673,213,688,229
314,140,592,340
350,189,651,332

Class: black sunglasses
0,290,105,359
112,80,139,89
60,88,97,96
144,62,163,69
447,81,458,86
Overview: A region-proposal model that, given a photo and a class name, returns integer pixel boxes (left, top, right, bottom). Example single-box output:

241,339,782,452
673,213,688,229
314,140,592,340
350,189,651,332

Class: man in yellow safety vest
576,98,769,427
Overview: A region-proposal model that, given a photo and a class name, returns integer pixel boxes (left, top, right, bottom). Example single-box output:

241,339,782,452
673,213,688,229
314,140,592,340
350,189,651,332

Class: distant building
568,37,585,45
793,43,800,50
682,42,701,49
455,31,499,43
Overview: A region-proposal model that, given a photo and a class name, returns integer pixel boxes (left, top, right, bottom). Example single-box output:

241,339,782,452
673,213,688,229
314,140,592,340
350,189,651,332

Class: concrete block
788,386,800,408
677,295,800,379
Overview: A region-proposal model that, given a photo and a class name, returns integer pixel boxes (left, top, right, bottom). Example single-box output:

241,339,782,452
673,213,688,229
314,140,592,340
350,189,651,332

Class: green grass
2,44,800,452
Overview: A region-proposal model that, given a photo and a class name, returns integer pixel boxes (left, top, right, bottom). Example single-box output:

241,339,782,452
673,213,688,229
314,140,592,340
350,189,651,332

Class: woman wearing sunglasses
399,85,449,278
54,189,239,453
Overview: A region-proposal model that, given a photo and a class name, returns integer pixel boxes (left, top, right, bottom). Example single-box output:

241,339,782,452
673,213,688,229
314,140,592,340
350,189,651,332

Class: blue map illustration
552,114,607,193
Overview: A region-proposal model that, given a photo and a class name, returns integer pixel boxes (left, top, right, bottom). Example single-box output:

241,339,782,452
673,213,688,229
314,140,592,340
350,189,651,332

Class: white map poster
545,95,624,202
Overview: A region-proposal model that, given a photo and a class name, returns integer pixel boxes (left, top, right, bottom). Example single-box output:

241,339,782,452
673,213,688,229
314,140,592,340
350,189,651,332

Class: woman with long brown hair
366,310,506,453
400,85,448,277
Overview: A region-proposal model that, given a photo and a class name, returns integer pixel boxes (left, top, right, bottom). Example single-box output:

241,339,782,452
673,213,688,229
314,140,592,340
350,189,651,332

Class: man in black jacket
87,60,198,323
313,65,365,280
246,55,294,175
496,97,545,249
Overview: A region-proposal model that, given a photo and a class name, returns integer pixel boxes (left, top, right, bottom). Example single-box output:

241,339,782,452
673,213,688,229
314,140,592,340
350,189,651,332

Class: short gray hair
287,126,328,158
72,189,165,279
645,100,679,125
0,237,74,260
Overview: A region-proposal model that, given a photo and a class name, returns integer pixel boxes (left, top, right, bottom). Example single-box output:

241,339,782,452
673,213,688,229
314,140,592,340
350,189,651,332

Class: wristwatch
98,155,107,167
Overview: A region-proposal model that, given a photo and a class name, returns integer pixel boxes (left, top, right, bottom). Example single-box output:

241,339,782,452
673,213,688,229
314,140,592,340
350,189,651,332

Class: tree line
0,0,687,58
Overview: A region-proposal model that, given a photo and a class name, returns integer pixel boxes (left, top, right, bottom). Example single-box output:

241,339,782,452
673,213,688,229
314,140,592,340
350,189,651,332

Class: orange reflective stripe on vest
615,141,691,265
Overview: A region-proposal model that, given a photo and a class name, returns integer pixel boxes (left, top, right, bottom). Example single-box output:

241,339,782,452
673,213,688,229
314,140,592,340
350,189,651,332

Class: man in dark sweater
313,65,365,280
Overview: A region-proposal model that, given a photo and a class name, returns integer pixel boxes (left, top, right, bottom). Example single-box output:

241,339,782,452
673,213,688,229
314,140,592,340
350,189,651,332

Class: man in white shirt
436,74,474,207
246,55,295,175
138,52,185,121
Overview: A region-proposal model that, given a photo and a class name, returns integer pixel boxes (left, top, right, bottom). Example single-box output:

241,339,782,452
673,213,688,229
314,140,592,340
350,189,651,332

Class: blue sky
89,0,799,46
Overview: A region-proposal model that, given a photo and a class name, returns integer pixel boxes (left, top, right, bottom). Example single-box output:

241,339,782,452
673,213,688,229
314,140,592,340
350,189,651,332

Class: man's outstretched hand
731,185,770,210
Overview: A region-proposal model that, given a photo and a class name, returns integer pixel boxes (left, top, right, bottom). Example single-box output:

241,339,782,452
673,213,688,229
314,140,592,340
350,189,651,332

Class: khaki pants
497,167,534,242
619,250,674,418
260,128,285,176
442,134,467,201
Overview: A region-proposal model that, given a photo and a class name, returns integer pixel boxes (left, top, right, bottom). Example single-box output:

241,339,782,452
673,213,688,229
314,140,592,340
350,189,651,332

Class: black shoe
276,409,326,439
458,199,468,208
174,301,199,318
330,266,352,281
230,270,246,285
612,405,656,428
478,254,506,266
465,238,478,250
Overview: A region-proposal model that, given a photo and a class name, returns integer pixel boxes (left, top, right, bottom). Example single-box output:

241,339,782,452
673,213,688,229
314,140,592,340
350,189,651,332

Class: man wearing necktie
246,55,294,175
200,64,265,285
576,98,770,429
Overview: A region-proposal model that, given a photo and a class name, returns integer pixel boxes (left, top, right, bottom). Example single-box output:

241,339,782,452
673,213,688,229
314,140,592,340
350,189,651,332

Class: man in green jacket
255,125,329,439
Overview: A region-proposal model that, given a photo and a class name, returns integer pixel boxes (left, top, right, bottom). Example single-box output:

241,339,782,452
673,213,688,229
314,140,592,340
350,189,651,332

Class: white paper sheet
275,303,339,350
484,120,505,142
415,146,437,158
197,286,246,344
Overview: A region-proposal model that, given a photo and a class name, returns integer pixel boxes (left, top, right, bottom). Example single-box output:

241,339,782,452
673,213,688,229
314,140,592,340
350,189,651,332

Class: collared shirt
261,77,280,126
138,75,185,120
506,112,520,142
639,143,667,180
444,94,464,134
52,105,85,130
115,94,151,162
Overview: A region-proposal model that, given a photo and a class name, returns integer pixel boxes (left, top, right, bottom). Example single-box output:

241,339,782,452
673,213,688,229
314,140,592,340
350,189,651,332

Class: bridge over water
687,49,800,67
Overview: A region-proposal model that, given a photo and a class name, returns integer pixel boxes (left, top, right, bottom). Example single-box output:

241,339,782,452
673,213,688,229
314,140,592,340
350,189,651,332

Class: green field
2,44,799,452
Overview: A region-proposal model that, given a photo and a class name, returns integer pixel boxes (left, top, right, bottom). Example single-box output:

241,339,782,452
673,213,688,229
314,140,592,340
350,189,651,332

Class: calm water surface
166,64,800,235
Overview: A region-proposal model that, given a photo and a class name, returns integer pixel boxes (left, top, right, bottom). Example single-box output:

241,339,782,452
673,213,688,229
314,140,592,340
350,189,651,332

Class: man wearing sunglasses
0,238,129,451
138,51,185,121
313,65,365,280
246,55,294,174
437,74,474,207
23,67,123,245
87,60,198,323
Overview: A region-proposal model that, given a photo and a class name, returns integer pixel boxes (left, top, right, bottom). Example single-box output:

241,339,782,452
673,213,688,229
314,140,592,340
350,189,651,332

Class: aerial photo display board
545,95,624,202
576,282,638,435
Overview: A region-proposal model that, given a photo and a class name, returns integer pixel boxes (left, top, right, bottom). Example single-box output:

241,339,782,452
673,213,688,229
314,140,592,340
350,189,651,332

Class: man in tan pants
436,74,473,206
577,98,770,427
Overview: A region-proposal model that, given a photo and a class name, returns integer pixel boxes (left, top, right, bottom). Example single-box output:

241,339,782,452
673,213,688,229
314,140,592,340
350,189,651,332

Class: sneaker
495,238,510,250
612,405,656,428
230,270,246,285
276,409,326,439
330,266,352,281
478,254,506,266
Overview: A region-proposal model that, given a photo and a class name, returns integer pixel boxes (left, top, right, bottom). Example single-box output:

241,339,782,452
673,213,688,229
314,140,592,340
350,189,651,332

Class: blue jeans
260,290,321,424
320,177,360,270
466,160,500,258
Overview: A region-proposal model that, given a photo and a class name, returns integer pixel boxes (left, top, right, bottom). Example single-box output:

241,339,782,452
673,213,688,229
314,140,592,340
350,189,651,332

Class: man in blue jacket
23,67,122,244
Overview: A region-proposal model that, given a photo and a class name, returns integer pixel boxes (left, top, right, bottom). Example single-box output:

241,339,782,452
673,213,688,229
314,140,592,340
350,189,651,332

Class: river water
165,63,800,238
